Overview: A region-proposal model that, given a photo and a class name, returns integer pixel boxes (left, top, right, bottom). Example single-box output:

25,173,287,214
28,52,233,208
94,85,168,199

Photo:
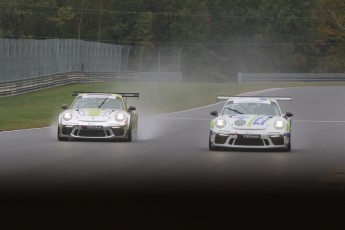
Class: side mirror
61,104,68,110
284,112,293,118
128,106,136,112
210,111,218,117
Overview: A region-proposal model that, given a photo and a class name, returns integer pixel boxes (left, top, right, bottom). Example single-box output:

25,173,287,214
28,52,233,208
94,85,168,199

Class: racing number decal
253,116,270,125
247,116,270,127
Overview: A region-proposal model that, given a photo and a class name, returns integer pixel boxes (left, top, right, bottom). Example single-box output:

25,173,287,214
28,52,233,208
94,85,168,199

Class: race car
58,92,139,141
209,96,293,151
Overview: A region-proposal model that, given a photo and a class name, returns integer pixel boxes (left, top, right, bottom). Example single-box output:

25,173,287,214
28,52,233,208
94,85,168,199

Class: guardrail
0,71,182,97
238,73,345,83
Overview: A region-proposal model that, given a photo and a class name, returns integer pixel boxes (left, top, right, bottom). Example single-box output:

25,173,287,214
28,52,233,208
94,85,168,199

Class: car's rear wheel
57,127,68,141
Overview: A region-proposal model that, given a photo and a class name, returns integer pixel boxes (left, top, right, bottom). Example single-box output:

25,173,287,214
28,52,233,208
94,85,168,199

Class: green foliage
0,0,27,38
316,0,345,72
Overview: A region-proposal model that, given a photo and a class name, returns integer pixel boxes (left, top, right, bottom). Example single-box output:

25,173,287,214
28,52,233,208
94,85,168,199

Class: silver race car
58,92,139,141
209,96,293,151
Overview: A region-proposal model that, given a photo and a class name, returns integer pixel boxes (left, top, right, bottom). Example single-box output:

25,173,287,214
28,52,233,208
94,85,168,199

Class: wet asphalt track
2,86,345,229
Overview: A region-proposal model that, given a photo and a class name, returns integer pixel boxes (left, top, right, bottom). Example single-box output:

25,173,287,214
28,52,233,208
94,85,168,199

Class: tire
124,125,132,142
282,138,291,152
133,126,138,141
209,135,216,151
57,127,68,141
285,141,291,152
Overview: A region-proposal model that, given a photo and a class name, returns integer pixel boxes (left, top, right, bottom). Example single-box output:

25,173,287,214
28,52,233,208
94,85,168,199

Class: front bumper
210,130,290,149
58,124,129,139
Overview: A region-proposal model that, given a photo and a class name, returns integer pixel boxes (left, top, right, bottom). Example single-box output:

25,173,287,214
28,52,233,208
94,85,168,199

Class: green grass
0,81,344,131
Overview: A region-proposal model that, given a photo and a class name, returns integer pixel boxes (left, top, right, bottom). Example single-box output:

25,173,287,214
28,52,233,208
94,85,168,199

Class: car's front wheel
124,125,132,142
285,141,291,152
282,138,291,152
57,127,68,141
209,135,216,151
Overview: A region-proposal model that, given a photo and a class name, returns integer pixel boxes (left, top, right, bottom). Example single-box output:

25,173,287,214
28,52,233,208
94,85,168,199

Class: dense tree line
0,0,344,81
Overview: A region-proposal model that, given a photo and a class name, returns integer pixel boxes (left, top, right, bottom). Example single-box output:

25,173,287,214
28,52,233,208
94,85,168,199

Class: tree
316,0,345,72
1,0,343,78
0,0,26,38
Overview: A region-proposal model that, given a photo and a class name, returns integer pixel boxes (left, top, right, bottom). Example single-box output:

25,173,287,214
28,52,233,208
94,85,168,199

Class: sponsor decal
253,116,271,125
234,98,270,104
242,134,260,139
82,126,103,129
234,120,246,126
88,108,103,116
82,95,116,99
287,120,291,131
247,116,258,127
210,120,215,129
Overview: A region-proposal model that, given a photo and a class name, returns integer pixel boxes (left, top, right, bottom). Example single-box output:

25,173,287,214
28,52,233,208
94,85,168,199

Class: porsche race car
209,96,293,151
58,92,139,141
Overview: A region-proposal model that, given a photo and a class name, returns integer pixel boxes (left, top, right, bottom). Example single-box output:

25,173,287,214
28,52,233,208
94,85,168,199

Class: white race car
209,96,293,151
58,92,139,141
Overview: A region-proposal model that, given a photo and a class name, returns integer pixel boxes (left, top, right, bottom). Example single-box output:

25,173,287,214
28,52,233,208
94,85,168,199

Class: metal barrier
0,72,182,97
238,73,345,83
0,39,183,97
0,39,182,81
0,39,129,82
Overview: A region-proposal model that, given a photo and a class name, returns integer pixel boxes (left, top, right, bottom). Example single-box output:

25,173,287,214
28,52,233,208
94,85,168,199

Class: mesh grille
215,135,228,144
78,130,106,137
111,127,125,136
234,138,264,146
61,126,73,135
270,136,284,145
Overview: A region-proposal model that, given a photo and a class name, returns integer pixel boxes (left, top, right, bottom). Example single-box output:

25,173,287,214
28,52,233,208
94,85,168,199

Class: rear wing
217,96,291,102
72,91,139,99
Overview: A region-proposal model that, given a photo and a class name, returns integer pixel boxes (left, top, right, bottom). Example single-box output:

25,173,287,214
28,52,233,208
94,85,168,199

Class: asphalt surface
1,86,345,229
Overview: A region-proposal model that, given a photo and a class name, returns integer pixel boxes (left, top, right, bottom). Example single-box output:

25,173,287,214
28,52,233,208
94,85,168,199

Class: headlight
63,112,73,121
115,112,126,122
274,119,285,130
215,118,226,129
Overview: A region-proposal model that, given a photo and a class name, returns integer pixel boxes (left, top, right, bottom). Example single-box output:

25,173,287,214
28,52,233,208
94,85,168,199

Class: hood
225,114,274,130
73,108,116,122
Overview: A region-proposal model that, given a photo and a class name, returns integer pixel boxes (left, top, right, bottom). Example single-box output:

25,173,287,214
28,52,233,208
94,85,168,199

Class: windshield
71,96,124,110
222,102,280,116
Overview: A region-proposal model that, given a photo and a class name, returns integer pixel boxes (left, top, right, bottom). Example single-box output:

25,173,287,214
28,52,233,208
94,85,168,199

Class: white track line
153,117,209,121
0,127,50,133
149,101,224,117
151,118,345,123
294,120,345,123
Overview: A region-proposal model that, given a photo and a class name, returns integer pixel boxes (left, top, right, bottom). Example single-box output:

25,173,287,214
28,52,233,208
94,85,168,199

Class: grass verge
0,81,344,131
